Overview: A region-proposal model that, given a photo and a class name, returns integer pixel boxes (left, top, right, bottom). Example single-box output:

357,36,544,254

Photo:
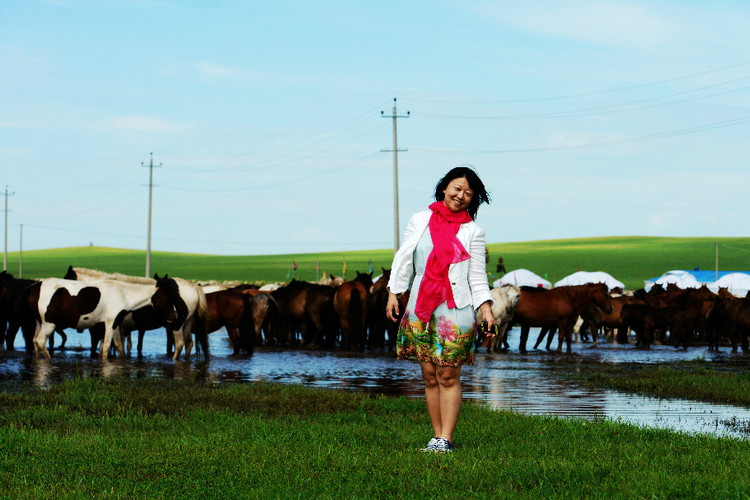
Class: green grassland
1,378,749,499
4,236,750,290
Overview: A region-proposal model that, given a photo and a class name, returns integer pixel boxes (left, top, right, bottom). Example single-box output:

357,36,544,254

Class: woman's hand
386,292,401,323
478,301,496,336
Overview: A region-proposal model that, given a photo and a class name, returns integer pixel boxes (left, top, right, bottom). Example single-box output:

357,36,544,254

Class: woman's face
442,176,474,213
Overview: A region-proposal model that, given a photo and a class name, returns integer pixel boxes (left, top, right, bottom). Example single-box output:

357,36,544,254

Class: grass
1,377,749,499
556,359,750,407
4,236,750,290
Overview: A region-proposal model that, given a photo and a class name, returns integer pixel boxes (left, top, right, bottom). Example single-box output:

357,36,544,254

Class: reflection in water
1,327,749,439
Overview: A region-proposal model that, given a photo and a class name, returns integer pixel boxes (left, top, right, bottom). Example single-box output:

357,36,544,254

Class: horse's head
63,265,77,280
153,275,182,326
354,271,373,288
591,283,614,314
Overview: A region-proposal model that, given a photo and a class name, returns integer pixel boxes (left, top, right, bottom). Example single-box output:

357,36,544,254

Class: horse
533,301,603,350
270,279,336,347
706,296,750,352
332,273,370,351
476,284,521,353
31,275,180,360
230,287,279,346
1,271,70,353
513,283,613,353
197,288,255,355
66,267,208,360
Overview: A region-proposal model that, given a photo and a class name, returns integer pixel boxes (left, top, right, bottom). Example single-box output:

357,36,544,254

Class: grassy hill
3,236,750,291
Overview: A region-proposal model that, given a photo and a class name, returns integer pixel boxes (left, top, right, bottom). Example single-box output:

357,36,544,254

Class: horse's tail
192,286,210,358
349,287,364,350
263,295,279,345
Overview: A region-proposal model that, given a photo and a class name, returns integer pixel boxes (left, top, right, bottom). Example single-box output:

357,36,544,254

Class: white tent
652,271,701,290
708,273,750,297
494,268,551,289
553,271,625,291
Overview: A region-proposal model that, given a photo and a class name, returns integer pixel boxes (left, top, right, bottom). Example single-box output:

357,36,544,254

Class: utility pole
381,98,409,253
3,185,14,271
141,153,161,278
18,224,23,278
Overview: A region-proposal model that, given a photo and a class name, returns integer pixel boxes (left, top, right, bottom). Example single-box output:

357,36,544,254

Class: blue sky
2,1,749,256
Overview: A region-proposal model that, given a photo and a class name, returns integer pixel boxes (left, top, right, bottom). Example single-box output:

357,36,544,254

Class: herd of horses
1,265,750,361
503,281,750,353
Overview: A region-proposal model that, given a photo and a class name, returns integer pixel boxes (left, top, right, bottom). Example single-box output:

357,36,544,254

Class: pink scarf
414,201,472,322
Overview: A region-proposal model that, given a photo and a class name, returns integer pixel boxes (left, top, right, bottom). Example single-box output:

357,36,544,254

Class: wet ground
1,327,749,440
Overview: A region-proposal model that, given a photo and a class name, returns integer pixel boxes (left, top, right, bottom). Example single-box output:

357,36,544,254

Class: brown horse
196,289,255,356
513,283,613,353
230,287,279,346
707,296,750,352
270,280,336,347
333,274,370,351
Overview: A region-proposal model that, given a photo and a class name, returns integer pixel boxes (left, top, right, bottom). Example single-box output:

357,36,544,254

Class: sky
1,1,749,257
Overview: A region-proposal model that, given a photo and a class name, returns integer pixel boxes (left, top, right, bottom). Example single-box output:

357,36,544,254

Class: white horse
33,276,179,360
68,267,208,361
476,283,521,353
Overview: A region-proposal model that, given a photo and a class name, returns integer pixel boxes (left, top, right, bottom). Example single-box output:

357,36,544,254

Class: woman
386,166,496,453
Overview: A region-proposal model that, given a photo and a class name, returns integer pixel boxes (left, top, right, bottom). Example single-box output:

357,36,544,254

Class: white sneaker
419,437,439,452
434,437,453,453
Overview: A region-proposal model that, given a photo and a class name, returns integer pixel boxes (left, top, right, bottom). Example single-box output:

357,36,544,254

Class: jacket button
451,282,456,285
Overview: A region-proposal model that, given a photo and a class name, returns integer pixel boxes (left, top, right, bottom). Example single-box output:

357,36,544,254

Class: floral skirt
396,300,478,367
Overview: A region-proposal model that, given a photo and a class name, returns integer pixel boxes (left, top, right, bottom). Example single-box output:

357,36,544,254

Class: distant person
386,166,495,454
496,257,506,275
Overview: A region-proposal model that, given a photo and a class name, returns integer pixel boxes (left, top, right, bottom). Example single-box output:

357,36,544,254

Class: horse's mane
73,267,156,285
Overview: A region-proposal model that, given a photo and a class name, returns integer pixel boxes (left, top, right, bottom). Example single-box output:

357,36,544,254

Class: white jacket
387,209,493,311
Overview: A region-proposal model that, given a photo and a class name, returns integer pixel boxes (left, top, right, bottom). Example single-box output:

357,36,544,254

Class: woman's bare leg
436,365,462,443
420,362,441,438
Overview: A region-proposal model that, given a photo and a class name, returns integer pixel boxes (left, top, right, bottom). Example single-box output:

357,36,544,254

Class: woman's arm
387,212,424,295
466,225,493,308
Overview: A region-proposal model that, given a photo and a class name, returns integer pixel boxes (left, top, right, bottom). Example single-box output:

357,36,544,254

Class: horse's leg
183,321,195,360
519,324,529,353
230,326,242,354
171,327,185,361
0,317,6,351
137,329,146,357
166,328,174,356
546,327,557,350
88,324,104,357
33,322,56,359
48,329,57,353
533,327,547,349
113,327,126,358
591,321,598,348
5,320,21,350
556,322,567,354
99,324,123,361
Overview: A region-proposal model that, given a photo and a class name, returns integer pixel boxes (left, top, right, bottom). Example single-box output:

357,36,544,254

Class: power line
411,116,750,154
404,60,750,104
417,78,750,121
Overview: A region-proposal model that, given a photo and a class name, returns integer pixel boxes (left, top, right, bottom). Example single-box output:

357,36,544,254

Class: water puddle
1,327,749,439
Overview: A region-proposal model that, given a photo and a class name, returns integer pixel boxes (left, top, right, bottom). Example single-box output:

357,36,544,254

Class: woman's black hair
434,166,490,220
